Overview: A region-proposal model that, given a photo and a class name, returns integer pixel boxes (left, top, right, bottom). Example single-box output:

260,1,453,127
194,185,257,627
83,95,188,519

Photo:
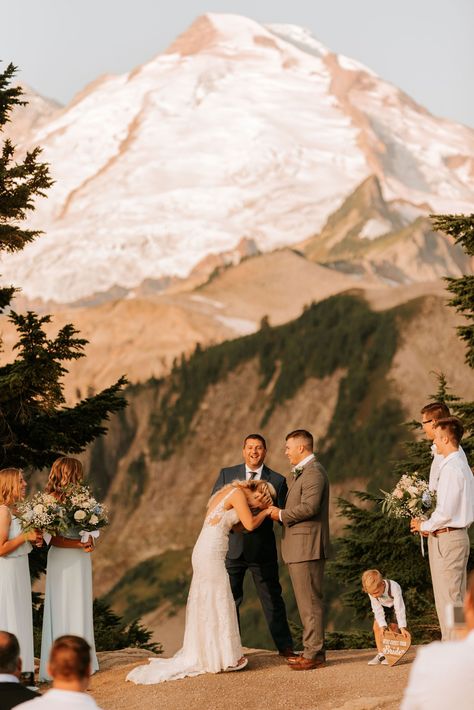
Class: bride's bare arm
230,489,271,531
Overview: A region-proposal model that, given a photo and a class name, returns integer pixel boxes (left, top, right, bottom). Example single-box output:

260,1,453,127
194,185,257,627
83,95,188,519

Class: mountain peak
165,13,282,57
2,15,474,303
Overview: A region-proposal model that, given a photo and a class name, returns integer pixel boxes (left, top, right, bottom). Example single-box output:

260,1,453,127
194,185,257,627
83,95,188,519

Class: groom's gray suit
280,456,330,660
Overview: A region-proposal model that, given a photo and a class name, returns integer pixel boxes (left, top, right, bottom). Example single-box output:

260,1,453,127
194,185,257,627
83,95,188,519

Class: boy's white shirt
369,579,407,629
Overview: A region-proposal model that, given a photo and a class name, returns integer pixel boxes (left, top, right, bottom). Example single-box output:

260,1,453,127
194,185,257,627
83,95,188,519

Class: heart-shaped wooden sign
381,629,412,666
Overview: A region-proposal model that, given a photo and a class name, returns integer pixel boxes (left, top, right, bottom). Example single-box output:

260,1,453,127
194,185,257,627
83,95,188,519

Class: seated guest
17,635,103,709
0,631,39,709
401,570,474,709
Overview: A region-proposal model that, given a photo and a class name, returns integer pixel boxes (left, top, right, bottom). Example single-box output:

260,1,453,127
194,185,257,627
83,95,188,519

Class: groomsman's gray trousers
288,559,325,659
428,528,470,640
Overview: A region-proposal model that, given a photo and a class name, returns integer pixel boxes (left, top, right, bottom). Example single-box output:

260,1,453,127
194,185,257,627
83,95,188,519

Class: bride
127,478,275,684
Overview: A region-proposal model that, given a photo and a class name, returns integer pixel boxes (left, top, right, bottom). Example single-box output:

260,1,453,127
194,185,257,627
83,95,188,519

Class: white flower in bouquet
382,472,436,520
63,484,109,537
16,491,67,536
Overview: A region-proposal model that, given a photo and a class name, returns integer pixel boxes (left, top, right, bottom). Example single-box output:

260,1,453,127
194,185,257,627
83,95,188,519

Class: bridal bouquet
381,473,436,520
64,484,109,543
16,491,67,537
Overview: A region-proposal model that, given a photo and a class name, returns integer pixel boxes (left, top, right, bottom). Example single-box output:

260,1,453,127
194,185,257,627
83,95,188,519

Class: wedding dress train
127,490,243,684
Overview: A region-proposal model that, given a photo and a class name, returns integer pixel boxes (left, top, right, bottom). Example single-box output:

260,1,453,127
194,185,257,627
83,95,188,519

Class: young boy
362,569,409,665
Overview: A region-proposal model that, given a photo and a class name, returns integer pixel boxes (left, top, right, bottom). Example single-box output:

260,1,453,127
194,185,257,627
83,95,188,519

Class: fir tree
432,213,474,460
330,213,474,643
0,64,127,471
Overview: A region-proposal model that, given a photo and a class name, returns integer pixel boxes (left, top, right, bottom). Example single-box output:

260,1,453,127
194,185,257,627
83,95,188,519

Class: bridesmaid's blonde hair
0,468,23,506
46,457,83,498
207,478,276,508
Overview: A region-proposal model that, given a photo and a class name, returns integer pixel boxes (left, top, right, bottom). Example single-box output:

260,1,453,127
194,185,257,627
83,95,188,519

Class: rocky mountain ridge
1,13,474,303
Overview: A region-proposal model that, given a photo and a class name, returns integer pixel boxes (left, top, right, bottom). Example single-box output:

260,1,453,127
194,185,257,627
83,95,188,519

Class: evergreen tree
0,65,127,578
331,213,474,643
432,213,474,460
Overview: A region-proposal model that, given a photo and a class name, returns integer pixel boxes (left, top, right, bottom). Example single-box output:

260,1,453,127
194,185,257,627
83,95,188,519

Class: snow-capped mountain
2,13,474,304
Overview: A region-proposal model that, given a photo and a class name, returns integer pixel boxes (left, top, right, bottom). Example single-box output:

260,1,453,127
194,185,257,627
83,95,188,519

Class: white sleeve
391,580,407,628
428,454,442,491
369,594,387,628
420,467,463,533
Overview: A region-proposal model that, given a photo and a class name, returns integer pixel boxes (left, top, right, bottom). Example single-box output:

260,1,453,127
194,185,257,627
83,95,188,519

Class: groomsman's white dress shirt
429,443,469,491
401,631,474,709
421,450,474,533
17,688,103,709
368,579,407,628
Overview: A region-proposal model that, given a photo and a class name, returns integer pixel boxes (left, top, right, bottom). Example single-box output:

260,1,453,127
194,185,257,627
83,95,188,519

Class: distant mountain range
1,13,473,304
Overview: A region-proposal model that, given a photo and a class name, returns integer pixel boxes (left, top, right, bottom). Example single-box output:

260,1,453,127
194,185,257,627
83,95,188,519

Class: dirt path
83,646,415,710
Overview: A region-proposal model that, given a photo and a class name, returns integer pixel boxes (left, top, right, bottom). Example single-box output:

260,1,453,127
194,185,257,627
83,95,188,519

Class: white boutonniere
292,466,303,480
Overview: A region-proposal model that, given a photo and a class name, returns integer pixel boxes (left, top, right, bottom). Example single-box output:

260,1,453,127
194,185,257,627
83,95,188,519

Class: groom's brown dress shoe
289,657,326,671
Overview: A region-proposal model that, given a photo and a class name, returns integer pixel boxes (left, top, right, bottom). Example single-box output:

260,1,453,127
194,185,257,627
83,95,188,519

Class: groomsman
212,434,294,656
269,429,330,670
420,402,469,491
411,417,474,639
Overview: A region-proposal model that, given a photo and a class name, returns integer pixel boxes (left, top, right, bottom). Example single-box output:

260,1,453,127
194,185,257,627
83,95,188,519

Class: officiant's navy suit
212,463,293,653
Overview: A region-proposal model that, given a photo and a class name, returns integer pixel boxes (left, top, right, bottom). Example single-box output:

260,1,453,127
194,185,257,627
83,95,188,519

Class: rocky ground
50,646,416,710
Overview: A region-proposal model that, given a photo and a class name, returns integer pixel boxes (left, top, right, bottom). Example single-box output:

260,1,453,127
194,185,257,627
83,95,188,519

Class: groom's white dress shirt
401,631,474,709
421,450,474,533
245,464,263,480
429,443,469,491
17,688,103,709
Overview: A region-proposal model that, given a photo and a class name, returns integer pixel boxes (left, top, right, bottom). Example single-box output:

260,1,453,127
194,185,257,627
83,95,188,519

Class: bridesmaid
39,457,99,681
0,468,39,678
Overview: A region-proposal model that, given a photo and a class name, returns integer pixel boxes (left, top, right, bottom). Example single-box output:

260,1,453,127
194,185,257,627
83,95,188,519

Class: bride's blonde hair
207,478,276,508
0,468,23,506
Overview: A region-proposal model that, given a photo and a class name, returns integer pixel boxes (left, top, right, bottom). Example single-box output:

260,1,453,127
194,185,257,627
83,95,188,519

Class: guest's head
242,434,267,470
433,416,463,456
46,457,83,498
464,571,474,631
361,569,385,597
47,635,91,692
0,631,21,677
285,429,314,466
0,468,26,506
420,402,451,441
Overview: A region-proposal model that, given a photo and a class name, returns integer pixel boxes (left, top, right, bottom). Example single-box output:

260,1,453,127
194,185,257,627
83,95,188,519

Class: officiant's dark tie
248,471,257,480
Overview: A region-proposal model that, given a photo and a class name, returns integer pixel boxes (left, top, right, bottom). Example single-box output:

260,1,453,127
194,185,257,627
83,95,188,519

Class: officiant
212,434,294,657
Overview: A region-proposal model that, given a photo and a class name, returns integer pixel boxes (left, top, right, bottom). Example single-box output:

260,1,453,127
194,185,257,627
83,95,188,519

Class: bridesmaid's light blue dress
0,508,34,673
39,526,99,681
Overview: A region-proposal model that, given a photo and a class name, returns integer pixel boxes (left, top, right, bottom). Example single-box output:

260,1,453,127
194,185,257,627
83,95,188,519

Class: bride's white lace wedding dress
126,489,243,684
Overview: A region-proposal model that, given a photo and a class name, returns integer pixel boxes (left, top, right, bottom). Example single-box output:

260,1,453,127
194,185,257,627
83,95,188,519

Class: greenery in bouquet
16,492,67,536
64,484,109,533
382,473,436,520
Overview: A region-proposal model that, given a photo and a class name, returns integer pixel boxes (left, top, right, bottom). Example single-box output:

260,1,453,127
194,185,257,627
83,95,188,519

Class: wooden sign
381,629,412,666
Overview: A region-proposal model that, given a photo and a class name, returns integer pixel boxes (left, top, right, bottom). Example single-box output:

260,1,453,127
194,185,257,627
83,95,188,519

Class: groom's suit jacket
212,463,287,563
280,457,330,564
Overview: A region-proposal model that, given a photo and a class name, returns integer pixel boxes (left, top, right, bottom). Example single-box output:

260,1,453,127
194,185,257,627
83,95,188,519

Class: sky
2,0,474,127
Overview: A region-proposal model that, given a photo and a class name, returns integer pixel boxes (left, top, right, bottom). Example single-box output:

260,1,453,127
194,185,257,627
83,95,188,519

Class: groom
212,434,294,656
269,429,330,670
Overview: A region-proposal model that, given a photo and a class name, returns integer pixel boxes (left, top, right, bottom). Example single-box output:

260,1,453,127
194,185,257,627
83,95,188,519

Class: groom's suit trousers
288,558,325,659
